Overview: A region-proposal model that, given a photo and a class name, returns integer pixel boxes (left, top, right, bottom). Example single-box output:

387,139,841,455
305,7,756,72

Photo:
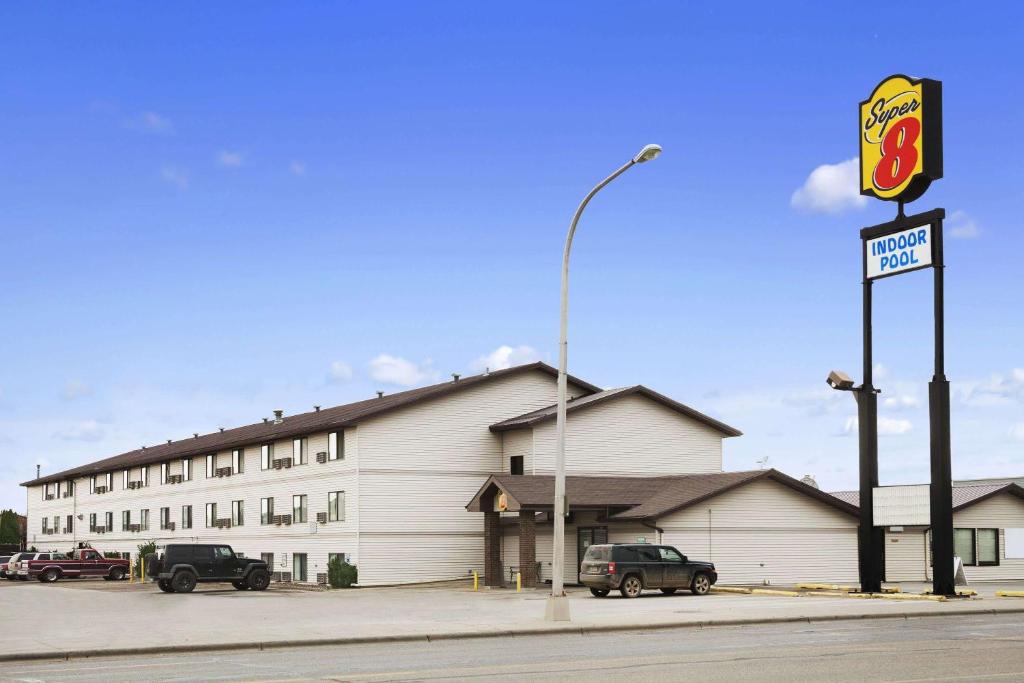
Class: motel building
22,362,1024,587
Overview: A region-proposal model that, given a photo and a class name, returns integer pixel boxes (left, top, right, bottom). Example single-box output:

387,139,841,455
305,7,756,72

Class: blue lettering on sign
871,229,927,258
879,249,920,272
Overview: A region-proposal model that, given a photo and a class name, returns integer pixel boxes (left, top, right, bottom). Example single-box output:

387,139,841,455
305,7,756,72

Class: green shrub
328,557,358,588
135,540,157,577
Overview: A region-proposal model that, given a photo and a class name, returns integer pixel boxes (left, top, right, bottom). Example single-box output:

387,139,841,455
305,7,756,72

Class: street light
545,144,662,623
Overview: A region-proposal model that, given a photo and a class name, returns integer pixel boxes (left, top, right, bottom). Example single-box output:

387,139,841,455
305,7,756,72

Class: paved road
3,613,1024,682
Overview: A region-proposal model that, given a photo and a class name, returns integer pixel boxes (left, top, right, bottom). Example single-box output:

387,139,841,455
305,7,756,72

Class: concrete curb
3,607,1024,664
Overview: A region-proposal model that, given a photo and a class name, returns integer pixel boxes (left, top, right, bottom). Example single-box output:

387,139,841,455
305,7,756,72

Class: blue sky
2,3,1022,510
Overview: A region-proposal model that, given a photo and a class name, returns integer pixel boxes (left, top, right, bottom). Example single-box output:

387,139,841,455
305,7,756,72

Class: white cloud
873,363,889,380
53,420,105,442
882,394,919,411
61,379,92,401
368,354,438,387
1009,423,1024,442
955,368,1024,407
790,158,868,214
842,415,913,436
289,160,307,176
127,111,173,134
471,345,542,372
160,166,189,189
948,210,980,239
217,150,244,168
327,361,354,383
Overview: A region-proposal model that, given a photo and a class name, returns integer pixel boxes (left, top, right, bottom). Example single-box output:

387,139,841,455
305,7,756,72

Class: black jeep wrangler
145,543,270,593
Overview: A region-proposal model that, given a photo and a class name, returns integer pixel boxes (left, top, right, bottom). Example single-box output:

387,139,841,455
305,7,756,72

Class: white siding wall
954,494,1024,581
354,371,584,585
657,479,859,585
24,426,359,583
529,394,724,476
885,528,929,582
501,430,533,474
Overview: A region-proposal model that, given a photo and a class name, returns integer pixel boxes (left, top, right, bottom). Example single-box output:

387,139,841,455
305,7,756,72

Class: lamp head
633,144,662,164
826,370,855,391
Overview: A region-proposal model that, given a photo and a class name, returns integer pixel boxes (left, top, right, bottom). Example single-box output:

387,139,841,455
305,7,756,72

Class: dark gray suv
579,544,717,598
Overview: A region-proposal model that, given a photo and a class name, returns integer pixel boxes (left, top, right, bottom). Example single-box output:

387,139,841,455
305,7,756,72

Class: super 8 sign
860,75,943,203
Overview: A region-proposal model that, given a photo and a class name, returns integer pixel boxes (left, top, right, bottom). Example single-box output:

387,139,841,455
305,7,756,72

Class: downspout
924,527,932,581
641,519,663,544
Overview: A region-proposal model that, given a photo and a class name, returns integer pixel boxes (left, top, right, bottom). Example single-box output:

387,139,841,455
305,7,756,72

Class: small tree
136,540,157,578
327,556,357,588
0,509,21,545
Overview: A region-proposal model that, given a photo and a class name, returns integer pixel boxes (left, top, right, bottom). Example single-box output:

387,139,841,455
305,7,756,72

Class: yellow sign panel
859,75,942,203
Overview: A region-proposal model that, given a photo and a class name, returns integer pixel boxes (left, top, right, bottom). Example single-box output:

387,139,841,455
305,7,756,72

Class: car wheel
109,567,126,581
589,588,610,597
157,579,175,593
691,572,711,595
247,569,270,591
39,568,60,583
619,574,643,598
660,587,678,595
232,581,249,591
171,571,197,593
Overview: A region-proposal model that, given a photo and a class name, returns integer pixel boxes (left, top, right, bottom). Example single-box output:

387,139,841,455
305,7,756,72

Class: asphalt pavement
2,613,1023,682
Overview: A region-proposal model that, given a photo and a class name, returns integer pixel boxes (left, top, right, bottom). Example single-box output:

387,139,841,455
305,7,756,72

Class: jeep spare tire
144,553,161,578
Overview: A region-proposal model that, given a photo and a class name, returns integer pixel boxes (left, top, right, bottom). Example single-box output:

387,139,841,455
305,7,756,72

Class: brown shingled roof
466,469,857,519
828,483,1024,513
488,385,742,437
23,362,602,487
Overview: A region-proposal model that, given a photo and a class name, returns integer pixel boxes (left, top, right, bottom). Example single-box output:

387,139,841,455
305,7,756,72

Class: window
261,444,273,470
140,465,149,487
160,507,170,530
232,448,244,474
328,431,344,461
90,476,96,494
261,552,274,570
206,454,215,478
293,438,307,465
182,457,192,481
328,491,345,522
56,481,62,497
954,528,977,566
66,480,74,496
161,462,168,485
89,513,97,532
105,472,113,490
636,546,660,562
293,553,308,582
510,455,524,476
42,483,49,500
123,469,129,490
41,518,47,533
66,515,73,533
105,511,113,530
261,497,274,525
182,505,193,530
231,500,244,526
978,529,1000,566
659,547,683,562
329,552,347,566
293,494,308,523
140,509,150,531
122,510,131,531
206,503,217,528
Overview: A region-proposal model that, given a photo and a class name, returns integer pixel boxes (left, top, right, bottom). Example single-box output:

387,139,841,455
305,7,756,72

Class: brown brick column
484,511,502,586
519,511,537,588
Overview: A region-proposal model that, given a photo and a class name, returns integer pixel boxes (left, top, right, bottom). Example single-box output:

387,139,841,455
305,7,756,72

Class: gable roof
488,385,742,437
828,483,1024,513
23,362,602,487
465,469,857,519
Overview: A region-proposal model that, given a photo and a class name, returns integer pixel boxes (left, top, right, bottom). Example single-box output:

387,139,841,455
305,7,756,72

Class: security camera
827,370,855,391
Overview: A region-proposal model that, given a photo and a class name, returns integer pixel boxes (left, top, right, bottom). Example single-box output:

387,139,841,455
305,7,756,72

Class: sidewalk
3,580,1024,662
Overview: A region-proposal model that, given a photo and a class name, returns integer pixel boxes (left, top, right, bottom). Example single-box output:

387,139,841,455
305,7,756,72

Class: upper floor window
90,476,96,494
328,491,345,522
160,507,171,530
122,510,131,531
104,511,113,529
182,505,193,530
161,462,169,485
140,509,150,531
89,513,97,532
293,494,308,523
231,500,244,526
206,503,217,527
123,469,130,490
328,432,344,461
261,497,274,525
182,457,192,481
105,472,113,490
206,454,216,478
510,455,524,476
140,465,149,487
261,444,273,470
232,448,244,475
293,438,307,465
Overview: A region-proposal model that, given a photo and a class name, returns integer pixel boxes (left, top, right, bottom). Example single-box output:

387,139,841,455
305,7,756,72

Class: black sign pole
857,245,883,594
929,217,955,596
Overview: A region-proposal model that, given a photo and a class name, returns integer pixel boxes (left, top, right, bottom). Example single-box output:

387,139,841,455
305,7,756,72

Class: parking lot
4,576,1024,662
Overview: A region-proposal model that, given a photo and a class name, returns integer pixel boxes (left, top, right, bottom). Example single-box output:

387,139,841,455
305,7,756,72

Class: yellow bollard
129,556,135,584
141,556,145,583
473,571,478,591
516,572,521,592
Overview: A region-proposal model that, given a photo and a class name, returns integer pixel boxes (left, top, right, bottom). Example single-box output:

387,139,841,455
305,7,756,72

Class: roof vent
141,445,147,450
167,440,172,444
484,367,490,375
273,409,284,424
263,418,269,424
800,475,819,490
219,427,225,433
377,391,384,399
193,433,199,439
314,405,321,412
452,373,460,382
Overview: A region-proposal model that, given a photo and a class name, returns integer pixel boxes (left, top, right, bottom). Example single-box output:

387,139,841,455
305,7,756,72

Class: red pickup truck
21,548,130,583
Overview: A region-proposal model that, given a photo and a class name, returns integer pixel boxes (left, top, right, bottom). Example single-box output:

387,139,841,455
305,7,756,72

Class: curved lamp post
546,144,662,622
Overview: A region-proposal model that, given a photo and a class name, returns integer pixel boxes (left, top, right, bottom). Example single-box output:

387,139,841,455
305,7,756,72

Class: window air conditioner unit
316,512,327,524
45,494,55,500
281,458,293,468
281,514,292,525
316,572,328,585
272,459,283,470
95,486,107,494
316,452,328,464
